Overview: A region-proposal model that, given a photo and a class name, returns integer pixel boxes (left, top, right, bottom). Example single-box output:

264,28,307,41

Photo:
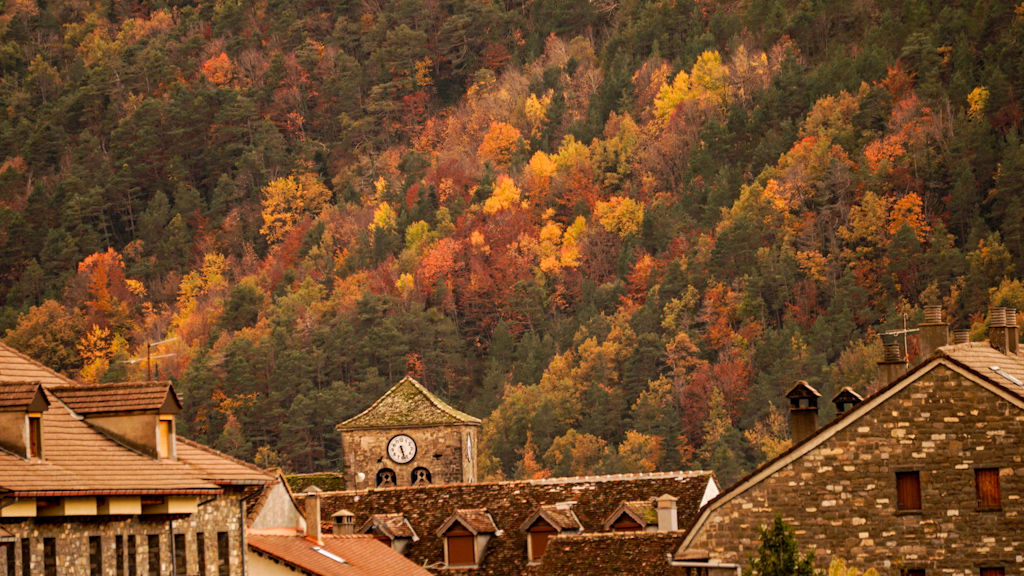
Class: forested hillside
3,0,1024,484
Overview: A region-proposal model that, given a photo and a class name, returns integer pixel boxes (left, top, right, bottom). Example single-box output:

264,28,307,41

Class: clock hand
400,445,406,458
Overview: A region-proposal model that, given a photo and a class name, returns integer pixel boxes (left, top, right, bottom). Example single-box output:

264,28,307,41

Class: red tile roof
0,383,47,412
175,437,274,486
247,531,432,576
47,382,179,415
0,390,221,496
0,342,73,386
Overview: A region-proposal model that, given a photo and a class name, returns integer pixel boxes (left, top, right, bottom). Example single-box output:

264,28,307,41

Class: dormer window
444,522,476,567
520,502,582,563
602,501,656,533
27,414,42,459
436,509,498,569
157,415,174,460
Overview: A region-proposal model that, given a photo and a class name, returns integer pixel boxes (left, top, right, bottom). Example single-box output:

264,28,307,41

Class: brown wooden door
446,525,475,566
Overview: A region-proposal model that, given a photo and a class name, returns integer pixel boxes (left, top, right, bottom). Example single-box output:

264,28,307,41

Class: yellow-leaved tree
653,50,732,122
484,175,524,214
478,121,524,167
595,196,644,237
260,172,332,242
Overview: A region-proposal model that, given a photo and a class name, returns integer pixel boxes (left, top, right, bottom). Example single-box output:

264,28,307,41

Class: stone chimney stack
832,387,864,417
917,305,948,361
786,381,820,444
877,334,908,387
989,307,1008,353
1007,308,1018,354
332,509,355,536
304,488,323,544
952,329,970,345
656,494,678,532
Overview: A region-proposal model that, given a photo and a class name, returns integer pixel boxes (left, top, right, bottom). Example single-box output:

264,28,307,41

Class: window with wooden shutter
896,471,921,511
527,519,557,561
980,568,1004,576
27,416,41,459
902,570,925,576
217,532,229,576
976,468,1001,509
445,523,476,567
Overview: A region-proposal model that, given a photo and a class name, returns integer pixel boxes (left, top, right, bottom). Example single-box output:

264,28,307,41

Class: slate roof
358,514,418,540
47,382,180,415
0,389,221,496
520,503,582,532
317,471,716,576
247,530,433,576
436,509,498,536
602,500,658,530
337,376,480,430
532,532,688,576
0,383,47,412
0,342,73,386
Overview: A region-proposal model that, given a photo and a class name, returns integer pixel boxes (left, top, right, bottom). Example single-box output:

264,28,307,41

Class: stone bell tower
337,376,481,489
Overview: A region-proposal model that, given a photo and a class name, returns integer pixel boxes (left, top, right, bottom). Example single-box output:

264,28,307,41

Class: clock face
387,434,417,464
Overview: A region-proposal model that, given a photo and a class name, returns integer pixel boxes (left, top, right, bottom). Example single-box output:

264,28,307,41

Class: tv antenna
124,337,179,380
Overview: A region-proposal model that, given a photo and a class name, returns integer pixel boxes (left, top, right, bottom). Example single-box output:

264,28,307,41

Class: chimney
831,387,864,417
656,494,678,532
877,334,908,387
304,488,323,544
785,381,820,444
917,305,948,361
952,329,970,345
332,509,355,535
989,307,1008,353
1007,309,1019,354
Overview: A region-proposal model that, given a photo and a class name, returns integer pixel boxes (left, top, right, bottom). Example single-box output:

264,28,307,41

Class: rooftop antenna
123,337,179,380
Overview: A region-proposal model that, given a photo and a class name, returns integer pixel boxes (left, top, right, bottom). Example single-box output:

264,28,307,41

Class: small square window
896,471,921,511
902,570,925,576
976,468,1001,510
980,568,1004,576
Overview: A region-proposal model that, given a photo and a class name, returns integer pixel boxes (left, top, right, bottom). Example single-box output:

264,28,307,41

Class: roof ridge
318,469,712,496
337,376,480,429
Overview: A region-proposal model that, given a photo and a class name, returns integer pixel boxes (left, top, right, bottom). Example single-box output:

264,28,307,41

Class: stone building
306,470,719,575
245,473,432,576
674,307,1024,576
0,341,274,575
336,376,481,489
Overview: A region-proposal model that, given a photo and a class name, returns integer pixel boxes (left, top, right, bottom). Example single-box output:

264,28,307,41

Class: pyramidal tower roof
337,376,481,430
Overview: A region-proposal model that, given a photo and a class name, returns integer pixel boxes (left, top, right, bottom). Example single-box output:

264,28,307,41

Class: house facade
0,342,274,575
675,308,1024,576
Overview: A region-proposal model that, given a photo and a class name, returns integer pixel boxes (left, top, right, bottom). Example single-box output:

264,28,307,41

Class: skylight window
989,366,1023,388
312,547,347,564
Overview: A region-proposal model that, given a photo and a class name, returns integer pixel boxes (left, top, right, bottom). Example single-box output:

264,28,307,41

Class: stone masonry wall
340,424,477,489
0,488,248,576
689,365,1024,575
